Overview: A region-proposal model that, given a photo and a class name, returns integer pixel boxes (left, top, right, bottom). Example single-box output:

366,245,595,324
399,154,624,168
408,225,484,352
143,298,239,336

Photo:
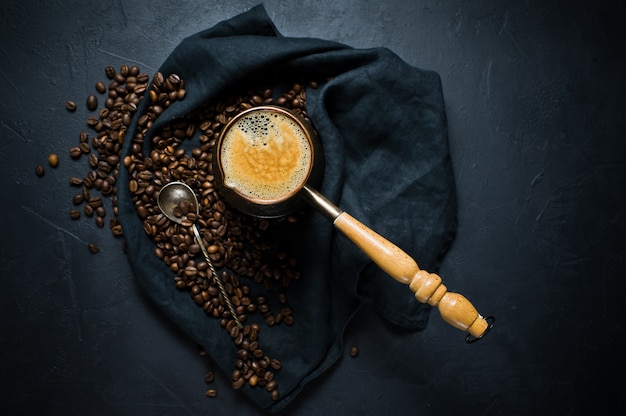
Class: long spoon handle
302,185,492,341
192,224,242,328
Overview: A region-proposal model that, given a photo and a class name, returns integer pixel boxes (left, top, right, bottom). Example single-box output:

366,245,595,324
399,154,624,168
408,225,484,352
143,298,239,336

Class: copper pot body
213,106,324,218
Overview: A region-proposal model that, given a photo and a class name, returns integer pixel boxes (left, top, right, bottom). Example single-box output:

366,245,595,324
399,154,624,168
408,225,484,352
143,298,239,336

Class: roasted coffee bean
270,358,281,371
95,81,106,94
105,155,119,166
35,165,44,177
69,146,82,158
167,73,180,86
88,196,102,207
79,142,91,154
88,153,98,168
86,95,98,111
101,180,113,195
349,346,359,357
229,325,240,339
104,66,116,79
69,209,80,219
48,153,59,167
86,115,99,127
114,74,125,85
88,243,99,253
95,206,106,217
72,194,84,205
204,371,214,384
232,378,245,390
82,184,90,200
248,374,259,387
205,389,218,398
278,292,287,304
231,369,241,381
65,100,77,112
265,380,277,392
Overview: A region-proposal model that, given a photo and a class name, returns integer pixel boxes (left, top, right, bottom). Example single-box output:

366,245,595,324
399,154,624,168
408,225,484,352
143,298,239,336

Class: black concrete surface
2,1,625,415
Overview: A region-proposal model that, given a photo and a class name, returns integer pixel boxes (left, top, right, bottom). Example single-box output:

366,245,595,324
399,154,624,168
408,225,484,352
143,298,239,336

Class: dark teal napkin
117,4,456,413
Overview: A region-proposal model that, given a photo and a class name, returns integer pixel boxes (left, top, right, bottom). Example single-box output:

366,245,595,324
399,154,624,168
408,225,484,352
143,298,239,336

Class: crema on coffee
219,109,312,202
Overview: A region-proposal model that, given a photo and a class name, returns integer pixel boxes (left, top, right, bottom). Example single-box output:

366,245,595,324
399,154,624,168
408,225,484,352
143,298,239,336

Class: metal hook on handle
465,316,495,343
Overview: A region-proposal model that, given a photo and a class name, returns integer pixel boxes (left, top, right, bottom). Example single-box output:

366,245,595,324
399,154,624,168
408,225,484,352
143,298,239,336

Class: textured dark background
1,1,625,415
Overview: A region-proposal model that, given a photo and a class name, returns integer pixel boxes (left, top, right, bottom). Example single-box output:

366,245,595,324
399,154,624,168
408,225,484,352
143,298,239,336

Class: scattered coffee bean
48,153,59,167
349,345,359,357
95,81,106,94
72,194,84,205
265,379,277,392
270,358,282,370
65,100,77,112
205,389,218,398
95,216,104,228
69,177,83,186
86,95,98,111
232,377,245,390
88,243,99,253
249,374,259,387
104,66,116,79
69,146,82,158
35,165,44,177
70,209,80,219
79,142,90,154
204,371,214,384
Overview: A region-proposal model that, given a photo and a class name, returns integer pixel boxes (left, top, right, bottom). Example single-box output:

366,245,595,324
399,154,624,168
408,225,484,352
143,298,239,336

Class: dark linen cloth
117,4,457,413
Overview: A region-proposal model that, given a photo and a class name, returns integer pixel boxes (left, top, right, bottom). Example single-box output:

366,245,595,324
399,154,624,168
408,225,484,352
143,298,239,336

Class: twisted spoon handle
192,224,242,328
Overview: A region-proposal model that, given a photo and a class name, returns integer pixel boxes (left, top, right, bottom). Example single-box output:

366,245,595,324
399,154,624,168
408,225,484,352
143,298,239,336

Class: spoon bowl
157,181,199,224
156,181,242,328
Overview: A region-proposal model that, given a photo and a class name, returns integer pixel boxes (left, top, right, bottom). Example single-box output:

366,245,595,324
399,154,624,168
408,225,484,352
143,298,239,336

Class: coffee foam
220,110,312,201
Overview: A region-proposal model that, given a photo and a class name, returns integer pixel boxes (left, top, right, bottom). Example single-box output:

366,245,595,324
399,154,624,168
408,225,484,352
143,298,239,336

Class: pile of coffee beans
125,72,322,401
43,64,323,401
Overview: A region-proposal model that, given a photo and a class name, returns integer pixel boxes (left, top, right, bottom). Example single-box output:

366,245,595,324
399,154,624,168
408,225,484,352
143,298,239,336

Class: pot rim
213,105,324,217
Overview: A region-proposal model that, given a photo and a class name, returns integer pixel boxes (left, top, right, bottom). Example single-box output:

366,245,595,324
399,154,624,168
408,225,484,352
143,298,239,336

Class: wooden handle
334,212,490,339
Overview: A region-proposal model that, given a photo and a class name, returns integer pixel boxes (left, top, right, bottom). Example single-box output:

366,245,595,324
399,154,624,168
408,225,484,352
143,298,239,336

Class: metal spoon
157,181,242,328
